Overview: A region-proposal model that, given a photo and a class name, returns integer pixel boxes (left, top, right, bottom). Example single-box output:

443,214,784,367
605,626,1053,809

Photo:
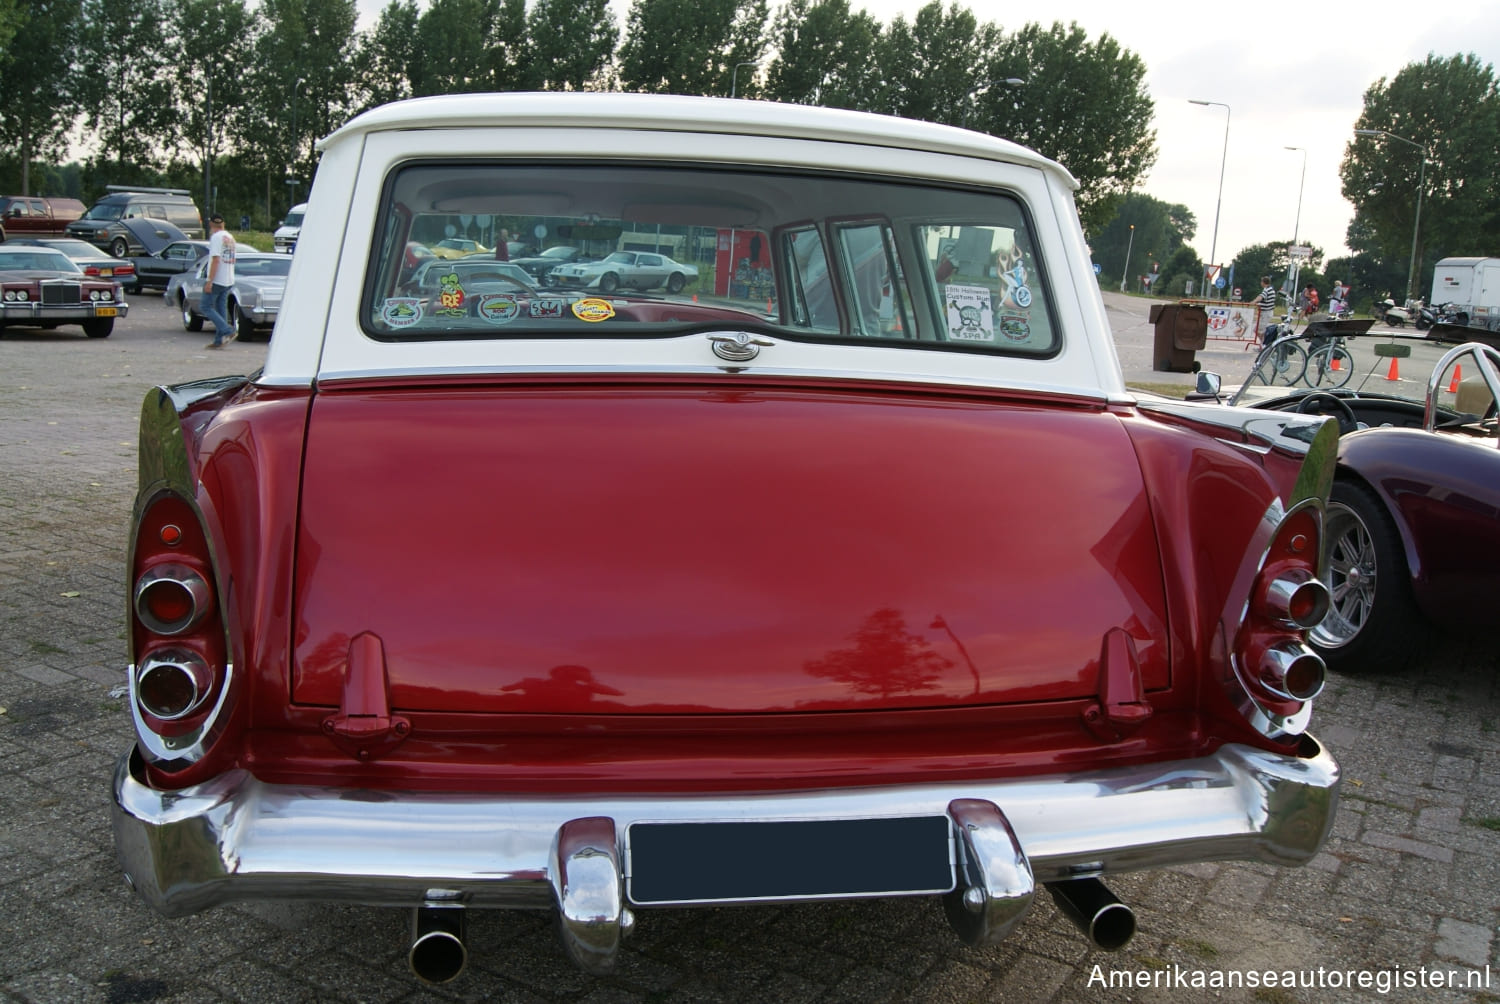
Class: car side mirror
1183,371,1223,402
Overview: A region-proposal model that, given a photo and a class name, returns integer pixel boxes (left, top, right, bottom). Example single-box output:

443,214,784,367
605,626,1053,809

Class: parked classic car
510,244,592,284
111,93,1342,985
1209,321,1500,674
165,250,290,342
127,236,209,293
0,244,127,337
4,236,137,285
549,249,698,292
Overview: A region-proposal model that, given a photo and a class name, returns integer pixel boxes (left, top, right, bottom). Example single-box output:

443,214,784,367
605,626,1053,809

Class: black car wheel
231,300,257,342
181,296,204,332
599,272,620,292
83,317,114,338
110,237,130,258
1309,479,1425,673
666,272,686,294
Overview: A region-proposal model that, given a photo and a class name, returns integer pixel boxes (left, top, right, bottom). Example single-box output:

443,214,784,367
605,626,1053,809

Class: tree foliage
1342,53,1500,299
762,0,880,110
1091,192,1195,290
0,0,83,193
522,0,618,92
618,0,768,96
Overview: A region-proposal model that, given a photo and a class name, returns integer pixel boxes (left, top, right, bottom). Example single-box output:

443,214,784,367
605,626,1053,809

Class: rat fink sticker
435,272,466,317
571,297,615,323
475,293,521,324
381,298,423,328
945,284,995,341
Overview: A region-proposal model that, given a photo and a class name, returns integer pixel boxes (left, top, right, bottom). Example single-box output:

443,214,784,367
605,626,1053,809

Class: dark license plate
626,816,955,905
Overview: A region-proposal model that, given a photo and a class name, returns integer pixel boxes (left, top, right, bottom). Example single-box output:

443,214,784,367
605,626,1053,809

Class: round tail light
134,564,213,635
136,649,212,720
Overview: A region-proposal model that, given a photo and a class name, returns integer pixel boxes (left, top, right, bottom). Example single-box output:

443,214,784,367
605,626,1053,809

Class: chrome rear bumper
113,737,1337,968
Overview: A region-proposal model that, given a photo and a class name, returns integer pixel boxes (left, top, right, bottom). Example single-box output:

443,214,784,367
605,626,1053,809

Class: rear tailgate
291,383,1170,713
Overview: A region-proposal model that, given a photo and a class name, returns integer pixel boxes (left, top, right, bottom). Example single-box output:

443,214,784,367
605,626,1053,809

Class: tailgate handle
321,631,412,761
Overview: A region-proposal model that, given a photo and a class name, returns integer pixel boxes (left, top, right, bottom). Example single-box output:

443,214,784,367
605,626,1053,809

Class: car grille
40,283,82,306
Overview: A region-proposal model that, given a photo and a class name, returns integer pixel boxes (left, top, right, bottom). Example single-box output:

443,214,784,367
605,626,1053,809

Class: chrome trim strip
113,737,1338,919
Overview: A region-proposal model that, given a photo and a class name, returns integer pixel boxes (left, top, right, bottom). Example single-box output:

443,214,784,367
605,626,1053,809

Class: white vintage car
549,249,699,292
111,92,1341,986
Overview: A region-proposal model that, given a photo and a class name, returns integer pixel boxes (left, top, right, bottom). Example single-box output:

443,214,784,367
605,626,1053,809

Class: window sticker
999,315,1031,342
381,297,424,328
571,297,615,322
944,284,995,342
529,298,568,319
435,272,466,317
475,293,521,324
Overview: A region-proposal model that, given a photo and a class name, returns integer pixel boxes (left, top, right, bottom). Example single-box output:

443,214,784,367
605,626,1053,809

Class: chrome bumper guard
113,737,1338,971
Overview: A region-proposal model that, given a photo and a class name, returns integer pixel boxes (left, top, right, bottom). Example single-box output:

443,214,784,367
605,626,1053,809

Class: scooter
1376,297,1422,326
1416,302,1436,330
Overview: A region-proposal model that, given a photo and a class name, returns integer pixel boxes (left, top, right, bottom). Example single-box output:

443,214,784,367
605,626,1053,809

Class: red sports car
111,93,1341,984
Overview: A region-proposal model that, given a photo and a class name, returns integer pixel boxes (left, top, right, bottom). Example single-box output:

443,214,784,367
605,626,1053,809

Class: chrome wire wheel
1311,500,1375,649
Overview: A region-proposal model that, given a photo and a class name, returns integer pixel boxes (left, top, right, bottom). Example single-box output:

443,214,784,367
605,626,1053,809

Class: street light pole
1354,128,1428,303
1284,146,1306,245
1119,224,1134,293
1189,99,1230,298
730,61,759,99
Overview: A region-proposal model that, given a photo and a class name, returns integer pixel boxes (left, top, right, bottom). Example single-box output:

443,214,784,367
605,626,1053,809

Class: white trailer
1431,257,1500,331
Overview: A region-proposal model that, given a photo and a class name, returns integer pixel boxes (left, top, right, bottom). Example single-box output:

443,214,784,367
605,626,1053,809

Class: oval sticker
571,297,615,323
475,293,521,323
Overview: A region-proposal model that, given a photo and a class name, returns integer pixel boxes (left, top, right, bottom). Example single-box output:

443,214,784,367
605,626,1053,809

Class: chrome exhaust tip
409,905,467,984
1046,879,1136,951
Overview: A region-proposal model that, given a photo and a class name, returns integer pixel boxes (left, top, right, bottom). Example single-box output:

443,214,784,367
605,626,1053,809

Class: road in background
1,294,1497,1002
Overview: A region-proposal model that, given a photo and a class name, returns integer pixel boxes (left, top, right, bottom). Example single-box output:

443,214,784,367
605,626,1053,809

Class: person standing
202,213,238,349
494,228,511,261
1256,276,1277,337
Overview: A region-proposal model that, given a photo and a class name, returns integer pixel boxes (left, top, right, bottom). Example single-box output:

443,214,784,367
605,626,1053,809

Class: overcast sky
355,0,1500,267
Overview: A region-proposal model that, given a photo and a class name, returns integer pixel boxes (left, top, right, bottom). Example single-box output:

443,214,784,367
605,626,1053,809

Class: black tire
109,236,129,258
666,272,686,294
231,300,256,341
82,317,114,338
599,272,620,292
1309,479,1426,673
180,296,204,332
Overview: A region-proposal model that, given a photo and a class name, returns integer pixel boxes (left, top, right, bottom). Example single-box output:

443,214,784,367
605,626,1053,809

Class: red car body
112,93,1341,983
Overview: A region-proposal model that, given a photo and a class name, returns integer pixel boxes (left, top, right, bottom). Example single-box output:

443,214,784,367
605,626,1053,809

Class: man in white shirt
202,213,238,349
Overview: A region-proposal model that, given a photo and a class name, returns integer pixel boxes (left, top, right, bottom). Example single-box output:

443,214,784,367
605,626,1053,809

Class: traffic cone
1448,364,1462,392
1385,357,1400,381
1330,353,1341,370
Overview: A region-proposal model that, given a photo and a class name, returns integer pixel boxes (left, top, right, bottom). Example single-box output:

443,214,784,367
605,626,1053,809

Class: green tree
521,0,617,91
618,0,768,96
1343,53,1500,300
762,0,881,110
986,22,1155,233
410,0,527,97
170,0,257,214
874,2,998,124
1093,193,1195,291
0,0,83,194
75,0,177,175
351,0,421,112
0,0,22,52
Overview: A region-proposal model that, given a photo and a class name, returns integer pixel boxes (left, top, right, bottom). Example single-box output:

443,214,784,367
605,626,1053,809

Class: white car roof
320,92,1079,193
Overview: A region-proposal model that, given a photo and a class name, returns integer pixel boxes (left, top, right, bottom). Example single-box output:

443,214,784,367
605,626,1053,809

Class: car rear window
362,162,1059,356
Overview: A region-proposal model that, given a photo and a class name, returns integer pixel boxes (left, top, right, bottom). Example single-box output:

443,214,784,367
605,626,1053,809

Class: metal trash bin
1149,303,1208,373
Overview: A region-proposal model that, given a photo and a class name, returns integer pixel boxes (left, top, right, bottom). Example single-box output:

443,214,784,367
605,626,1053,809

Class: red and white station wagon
112,93,1341,983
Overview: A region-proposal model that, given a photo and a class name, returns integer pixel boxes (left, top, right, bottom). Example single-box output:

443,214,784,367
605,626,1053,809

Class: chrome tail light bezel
133,563,214,635
135,647,214,721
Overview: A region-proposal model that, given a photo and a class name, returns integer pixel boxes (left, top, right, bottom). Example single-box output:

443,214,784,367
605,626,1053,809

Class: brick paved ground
1,296,1497,1002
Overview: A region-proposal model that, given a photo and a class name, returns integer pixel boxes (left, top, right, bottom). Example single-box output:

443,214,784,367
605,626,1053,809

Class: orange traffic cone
1448,364,1462,392
1330,353,1341,370
1385,357,1401,381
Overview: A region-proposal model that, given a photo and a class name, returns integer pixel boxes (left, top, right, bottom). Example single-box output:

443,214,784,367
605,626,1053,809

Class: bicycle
1303,333,1354,388
1252,295,1308,386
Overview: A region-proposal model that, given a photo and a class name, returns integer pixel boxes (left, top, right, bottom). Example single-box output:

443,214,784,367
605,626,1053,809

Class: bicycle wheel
1306,344,1353,388
1253,341,1307,386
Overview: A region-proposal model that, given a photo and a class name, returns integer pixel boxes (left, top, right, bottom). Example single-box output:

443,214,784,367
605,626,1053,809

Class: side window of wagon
781,227,839,333
835,223,912,339
921,222,1055,352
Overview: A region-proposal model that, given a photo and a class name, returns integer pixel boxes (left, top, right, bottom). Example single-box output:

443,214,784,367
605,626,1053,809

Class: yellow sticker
571,297,615,323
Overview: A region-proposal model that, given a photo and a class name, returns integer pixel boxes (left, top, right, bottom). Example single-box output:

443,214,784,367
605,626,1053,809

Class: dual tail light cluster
129,494,226,735
1242,502,1331,713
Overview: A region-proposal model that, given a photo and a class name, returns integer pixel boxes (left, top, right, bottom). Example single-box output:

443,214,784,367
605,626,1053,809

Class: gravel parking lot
2,293,1497,1003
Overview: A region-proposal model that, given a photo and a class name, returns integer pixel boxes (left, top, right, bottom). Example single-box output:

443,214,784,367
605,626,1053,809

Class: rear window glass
362,163,1058,356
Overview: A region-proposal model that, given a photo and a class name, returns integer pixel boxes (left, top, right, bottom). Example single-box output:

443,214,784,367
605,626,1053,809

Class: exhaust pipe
409,905,468,984
1046,879,1136,951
